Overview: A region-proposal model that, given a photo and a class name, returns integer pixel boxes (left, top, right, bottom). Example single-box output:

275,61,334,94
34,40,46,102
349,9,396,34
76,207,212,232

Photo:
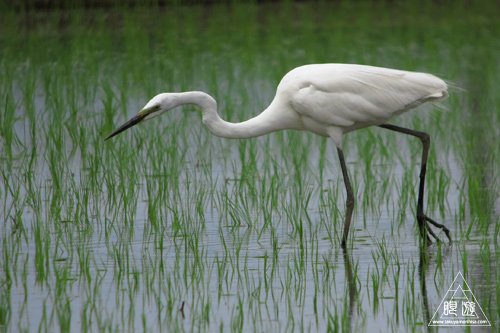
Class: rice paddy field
1,0,500,331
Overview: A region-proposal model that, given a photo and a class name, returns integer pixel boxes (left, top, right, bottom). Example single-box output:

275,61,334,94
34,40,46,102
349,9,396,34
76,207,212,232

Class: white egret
106,63,452,247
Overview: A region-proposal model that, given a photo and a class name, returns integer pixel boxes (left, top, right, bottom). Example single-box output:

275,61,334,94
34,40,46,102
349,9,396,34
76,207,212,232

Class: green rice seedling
230,296,244,332
391,262,401,324
480,238,492,280
0,95,19,163
33,218,51,284
368,266,380,315
1,173,27,241
433,241,445,276
36,300,49,332
0,282,11,332
55,294,73,332
494,222,500,248
459,244,469,276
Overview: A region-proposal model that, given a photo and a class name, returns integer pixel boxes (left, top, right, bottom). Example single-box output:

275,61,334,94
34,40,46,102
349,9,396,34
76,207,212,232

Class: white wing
282,64,448,131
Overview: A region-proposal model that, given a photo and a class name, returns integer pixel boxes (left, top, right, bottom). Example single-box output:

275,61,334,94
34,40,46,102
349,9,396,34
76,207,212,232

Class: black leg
379,124,452,244
337,147,355,248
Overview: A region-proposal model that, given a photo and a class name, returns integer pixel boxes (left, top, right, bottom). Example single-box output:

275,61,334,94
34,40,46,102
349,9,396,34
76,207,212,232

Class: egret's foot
419,215,452,244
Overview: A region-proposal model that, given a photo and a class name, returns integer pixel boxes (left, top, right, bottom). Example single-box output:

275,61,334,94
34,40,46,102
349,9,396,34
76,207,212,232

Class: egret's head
105,93,178,140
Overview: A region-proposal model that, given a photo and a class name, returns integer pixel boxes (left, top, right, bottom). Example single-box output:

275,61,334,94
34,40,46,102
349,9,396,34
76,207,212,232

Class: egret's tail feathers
444,80,464,93
432,101,450,112
426,90,449,102
425,90,449,111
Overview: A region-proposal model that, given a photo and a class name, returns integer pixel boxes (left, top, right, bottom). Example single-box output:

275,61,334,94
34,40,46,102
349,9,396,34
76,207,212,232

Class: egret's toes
423,215,452,243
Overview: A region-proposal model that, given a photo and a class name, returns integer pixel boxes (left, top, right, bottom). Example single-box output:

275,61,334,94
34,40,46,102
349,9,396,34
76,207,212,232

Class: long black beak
105,113,147,141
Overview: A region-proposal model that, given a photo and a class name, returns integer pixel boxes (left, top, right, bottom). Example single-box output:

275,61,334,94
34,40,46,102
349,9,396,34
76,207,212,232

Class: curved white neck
176,91,284,139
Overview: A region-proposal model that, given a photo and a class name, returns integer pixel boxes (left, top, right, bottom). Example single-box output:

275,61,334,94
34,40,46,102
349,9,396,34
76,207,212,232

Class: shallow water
1,2,500,332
